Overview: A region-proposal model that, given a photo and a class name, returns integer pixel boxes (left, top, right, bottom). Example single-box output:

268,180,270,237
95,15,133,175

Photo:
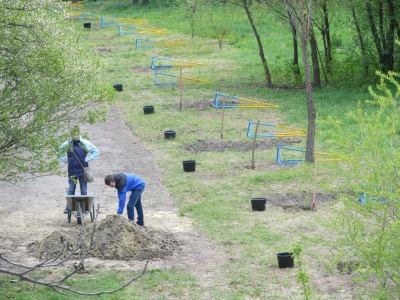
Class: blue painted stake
276,146,304,165
136,38,154,49
79,13,97,22
151,56,174,70
154,72,177,85
212,92,241,108
101,16,118,27
118,24,138,36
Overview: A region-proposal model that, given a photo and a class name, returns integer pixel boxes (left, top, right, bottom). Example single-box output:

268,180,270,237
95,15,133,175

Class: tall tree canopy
0,0,110,181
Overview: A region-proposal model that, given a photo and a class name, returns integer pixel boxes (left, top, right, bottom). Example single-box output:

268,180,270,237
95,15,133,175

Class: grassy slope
1,1,375,299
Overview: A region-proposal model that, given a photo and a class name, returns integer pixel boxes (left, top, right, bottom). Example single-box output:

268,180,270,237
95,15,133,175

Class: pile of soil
28,215,181,261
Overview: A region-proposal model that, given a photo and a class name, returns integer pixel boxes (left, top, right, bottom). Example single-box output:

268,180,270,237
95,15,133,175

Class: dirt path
0,107,226,288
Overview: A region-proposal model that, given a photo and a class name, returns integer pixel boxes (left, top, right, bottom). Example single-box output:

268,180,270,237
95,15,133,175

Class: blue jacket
58,136,99,178
113,173,146,214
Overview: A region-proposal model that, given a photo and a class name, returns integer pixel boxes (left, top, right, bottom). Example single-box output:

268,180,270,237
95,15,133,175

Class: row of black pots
251,197,294,268
138,104,194,171
113,86,288,268
250,205,294,268
113,82,288,268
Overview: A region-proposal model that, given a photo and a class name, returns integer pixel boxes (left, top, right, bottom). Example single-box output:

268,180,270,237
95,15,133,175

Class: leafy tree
0,0,111,182
209,12,230,49
281,0,317,162
240,0,273,87
349,0,399,73
177,0,204,39
327,69,400,298
218,0,273,87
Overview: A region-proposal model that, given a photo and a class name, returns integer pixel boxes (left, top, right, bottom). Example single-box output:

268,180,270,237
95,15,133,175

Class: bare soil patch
0,107,354,299
266,191,338,211
0,107,227,288
184,137,302,152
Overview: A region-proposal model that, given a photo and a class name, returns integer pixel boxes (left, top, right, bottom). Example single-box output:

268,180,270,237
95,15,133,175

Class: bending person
105,173,146,226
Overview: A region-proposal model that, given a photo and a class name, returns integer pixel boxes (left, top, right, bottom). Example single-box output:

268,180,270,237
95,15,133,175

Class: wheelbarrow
65,195,96,225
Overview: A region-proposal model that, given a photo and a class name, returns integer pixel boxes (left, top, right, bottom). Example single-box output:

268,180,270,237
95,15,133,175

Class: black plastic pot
83,23,91,29
143,105,154,114
113,84,123,92
164,130,176,139
251,197,266,211
183,160,196,172
277,252,294,268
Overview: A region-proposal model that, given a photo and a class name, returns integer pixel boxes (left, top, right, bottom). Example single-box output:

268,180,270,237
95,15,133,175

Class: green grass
1,1,383,299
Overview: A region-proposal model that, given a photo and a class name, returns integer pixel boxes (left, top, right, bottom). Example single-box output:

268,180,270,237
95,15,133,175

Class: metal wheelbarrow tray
65,195,96,225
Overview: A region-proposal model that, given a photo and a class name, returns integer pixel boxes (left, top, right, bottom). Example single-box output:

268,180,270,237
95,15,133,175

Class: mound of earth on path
28,215,180,261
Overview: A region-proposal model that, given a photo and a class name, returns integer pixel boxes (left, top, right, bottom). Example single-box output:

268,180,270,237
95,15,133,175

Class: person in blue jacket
104,173,146,226
58,126,99,213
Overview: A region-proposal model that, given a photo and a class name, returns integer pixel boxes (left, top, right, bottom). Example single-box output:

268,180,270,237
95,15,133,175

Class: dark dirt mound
28,215,181,261
266,191,338,211
184,100,213,110
184,138,302,152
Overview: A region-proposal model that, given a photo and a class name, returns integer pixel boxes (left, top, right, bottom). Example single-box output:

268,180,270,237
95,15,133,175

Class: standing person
59,125,99,213
104,173,146,226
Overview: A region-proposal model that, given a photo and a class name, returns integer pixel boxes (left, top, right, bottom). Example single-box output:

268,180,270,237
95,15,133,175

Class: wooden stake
251,121,260,170
312,150,318,209
179,67,183,110
220,97,225,139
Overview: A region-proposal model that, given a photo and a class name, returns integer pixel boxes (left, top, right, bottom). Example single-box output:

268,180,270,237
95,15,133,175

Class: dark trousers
127,189,144,225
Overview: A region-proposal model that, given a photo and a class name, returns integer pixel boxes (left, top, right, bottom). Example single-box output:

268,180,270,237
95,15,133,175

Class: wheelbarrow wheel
77,210,82,225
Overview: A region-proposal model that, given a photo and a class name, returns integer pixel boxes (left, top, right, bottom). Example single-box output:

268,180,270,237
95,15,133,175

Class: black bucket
183,160,196,172
143,105,154,114
277,252,294,268
164,130,176,139
83,23,91,29
251,197,266,211
113,84,123,92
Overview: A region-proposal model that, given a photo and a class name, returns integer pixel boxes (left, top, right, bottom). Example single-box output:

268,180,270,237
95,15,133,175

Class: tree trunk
365,0,395,72
309,30,321,88
287,10,300,75
242,0,272,88
133,0,139,4
142,0,149,5
321,1,331,72
351,5,369,75
351,6,365,52
299,0,316,163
